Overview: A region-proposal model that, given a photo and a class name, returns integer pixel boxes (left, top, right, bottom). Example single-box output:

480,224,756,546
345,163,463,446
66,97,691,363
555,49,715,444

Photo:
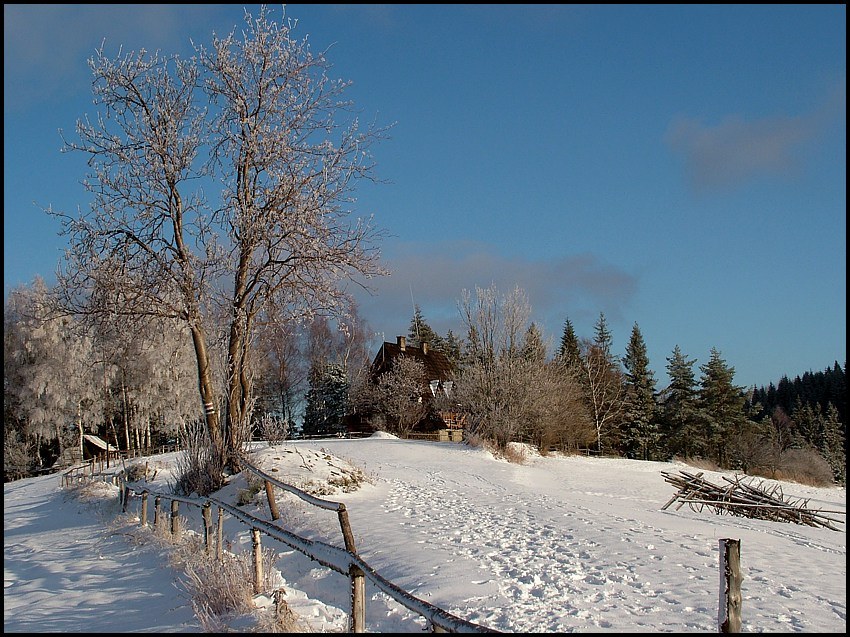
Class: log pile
661,470,845,531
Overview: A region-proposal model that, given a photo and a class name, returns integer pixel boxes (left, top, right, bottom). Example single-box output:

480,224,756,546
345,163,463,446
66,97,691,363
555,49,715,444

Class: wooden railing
104,461,498,633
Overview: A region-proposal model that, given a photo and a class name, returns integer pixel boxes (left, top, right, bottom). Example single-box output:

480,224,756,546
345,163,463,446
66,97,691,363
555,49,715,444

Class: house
350,335,465,436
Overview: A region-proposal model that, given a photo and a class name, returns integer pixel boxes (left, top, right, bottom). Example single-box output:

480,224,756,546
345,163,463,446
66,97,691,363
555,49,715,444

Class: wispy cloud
3,5,228,112
351,241,637,343
664,79,846,193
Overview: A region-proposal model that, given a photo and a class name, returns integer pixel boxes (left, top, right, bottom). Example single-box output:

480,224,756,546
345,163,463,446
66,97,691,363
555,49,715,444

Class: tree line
300,285,845,487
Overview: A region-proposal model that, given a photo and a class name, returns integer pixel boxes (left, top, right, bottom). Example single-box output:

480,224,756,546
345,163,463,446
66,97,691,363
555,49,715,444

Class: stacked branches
661,470,845,531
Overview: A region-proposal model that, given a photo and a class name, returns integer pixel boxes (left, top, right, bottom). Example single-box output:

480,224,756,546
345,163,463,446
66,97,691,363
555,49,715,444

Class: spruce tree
621,323,659,460
443,330,464,367
698,348,748,468
408,305,444,351
557,318,582,370
661,345,702,459
593,312,614,358
522,322,547,363
582,313,625,452
819,403,846,484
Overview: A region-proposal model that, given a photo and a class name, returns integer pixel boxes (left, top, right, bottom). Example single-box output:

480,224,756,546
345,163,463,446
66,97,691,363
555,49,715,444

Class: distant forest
748,362,846,431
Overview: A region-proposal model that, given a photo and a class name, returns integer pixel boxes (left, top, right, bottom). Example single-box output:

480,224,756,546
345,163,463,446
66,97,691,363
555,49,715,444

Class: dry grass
66,479,306,633
153,527,306,632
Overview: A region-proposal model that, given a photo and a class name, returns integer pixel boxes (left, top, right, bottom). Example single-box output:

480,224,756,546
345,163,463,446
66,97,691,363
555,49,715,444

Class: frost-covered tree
6,279,99,465
454,285,538,450
372,356,429,437
49,6,388,480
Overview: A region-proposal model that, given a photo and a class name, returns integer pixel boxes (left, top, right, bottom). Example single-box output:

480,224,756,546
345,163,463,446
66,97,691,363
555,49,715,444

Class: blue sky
4,4,846,389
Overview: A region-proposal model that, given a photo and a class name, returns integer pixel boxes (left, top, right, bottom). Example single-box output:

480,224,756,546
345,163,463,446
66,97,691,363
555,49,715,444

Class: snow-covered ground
4,433,846,633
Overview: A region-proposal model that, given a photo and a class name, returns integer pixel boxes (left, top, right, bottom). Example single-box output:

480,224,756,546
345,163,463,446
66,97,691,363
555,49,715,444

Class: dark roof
371,340,454,382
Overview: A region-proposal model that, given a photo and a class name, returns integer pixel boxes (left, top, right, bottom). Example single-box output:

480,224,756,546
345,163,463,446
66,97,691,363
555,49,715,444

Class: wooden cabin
349,335,465,436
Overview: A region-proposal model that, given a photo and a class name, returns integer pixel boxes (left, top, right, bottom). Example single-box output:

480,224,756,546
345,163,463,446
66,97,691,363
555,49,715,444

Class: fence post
171,499,179,537
216,506,224,562
338,504,357,554
140,492,148,527
122,485,131,513
202,503,212,553
719,538,742,633
252,528,263,594
349,564,366,633
265,480,280,520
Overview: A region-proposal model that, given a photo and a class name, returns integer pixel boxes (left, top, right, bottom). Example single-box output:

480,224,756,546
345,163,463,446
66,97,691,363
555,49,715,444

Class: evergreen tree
790,397,821,449
620,323,659,460
522,322,547,363
661,345,702,459
581,314,625,453
302,362,349,437
557,318,582,370
819,403,846,485
593,312,614,358
408,305,444,351
443,330,464,368
698,348,748,467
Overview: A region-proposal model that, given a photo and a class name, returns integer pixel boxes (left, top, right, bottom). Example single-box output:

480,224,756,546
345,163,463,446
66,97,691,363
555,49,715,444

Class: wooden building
350,335,465,436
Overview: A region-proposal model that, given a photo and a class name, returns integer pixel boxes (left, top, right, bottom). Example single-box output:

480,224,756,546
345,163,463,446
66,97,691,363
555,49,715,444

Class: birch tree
49,6,388,480
580,330,626,454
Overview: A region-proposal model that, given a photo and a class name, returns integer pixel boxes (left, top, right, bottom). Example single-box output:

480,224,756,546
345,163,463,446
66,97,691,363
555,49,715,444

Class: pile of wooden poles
661,469,845,531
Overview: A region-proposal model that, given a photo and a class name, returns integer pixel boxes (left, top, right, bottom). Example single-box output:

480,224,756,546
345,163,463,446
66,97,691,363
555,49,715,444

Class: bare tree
374,356,429,438
49,6,388,480
580,338,626,453
454,285,538,450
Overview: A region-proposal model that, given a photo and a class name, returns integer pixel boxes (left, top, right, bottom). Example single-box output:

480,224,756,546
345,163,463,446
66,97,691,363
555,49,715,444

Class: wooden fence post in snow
719,538,742,633
202,503,212,553
338,504,357,554
171,499,179,537
349,564,366,633
140,492,148,527
252,528,263,594
264,480,280,520
154,496,161,528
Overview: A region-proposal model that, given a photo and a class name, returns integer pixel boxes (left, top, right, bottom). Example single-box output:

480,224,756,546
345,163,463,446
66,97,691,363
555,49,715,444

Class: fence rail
100,460,498,633
64,451,752,633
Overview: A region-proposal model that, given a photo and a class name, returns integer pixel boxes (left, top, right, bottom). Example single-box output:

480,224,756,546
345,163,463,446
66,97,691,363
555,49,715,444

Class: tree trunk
121,380,131,452
189,322,223,460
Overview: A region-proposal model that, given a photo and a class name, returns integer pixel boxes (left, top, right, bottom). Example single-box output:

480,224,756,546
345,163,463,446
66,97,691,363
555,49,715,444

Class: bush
756,448,836,487
173,421,225,496
123,462,148,483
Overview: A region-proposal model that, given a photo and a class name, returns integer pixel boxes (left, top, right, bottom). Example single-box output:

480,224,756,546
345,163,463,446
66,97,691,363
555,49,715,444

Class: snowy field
4,433,846,633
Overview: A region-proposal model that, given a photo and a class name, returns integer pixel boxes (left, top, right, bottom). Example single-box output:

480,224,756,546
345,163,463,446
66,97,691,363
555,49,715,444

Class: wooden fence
63,458,747,633
87,461,498,633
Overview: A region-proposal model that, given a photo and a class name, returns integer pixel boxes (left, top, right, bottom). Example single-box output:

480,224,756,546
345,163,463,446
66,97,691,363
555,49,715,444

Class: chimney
421,342,429,355
397,335,406,351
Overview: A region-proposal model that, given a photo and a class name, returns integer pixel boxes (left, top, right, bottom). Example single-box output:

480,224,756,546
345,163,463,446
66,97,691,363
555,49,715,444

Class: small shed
82,434,119,460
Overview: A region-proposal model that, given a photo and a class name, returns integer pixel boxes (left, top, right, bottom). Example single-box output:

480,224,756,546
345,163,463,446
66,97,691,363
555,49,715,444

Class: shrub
760,448,836,487
173,420,225,496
